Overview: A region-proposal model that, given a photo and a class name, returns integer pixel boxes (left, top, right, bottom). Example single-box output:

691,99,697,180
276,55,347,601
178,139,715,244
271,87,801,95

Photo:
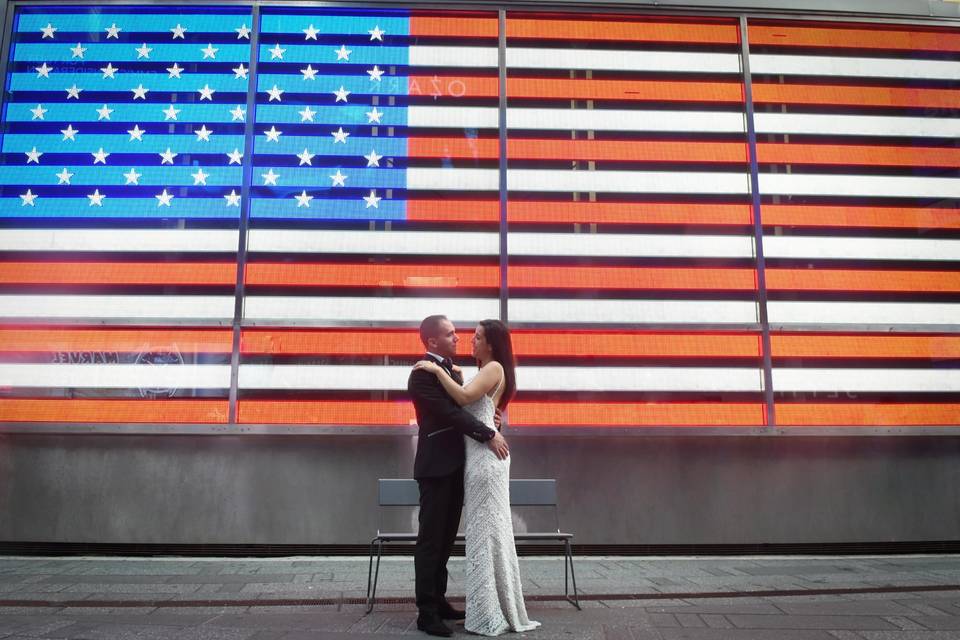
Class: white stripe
406,168,498,191
408,106,498,128
764,236,960,262
755,112,960,138
510,233,755,258
760,173,960,199
510,299,758,324
409,45,497,68
773,368,960,393
508,170,751,194
751,54,960,81
0,229,237,253
244,296,499,323
0,295,234,320
768,301,960,326
0,364,230,389
249,229,498,255
507,48,741,73
238,364,761,392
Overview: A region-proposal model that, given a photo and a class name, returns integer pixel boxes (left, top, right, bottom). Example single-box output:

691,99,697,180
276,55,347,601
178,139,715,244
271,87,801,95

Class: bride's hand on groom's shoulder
413,360,440,374
450,364,462,375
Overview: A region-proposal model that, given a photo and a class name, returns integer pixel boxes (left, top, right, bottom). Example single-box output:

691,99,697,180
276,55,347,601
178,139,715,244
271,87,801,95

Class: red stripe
245,263,498,288
776,403,960,426
771,334,960,359
239,400,415,425
761,204,960,231
0,399,229,423
509,401,765,427
0,262,235,286
509,266,757,291
754,82,960,110
749,23,960,53
757,143,960,168
409,15,498,38
506,17,739,44
0,328,232,353
767,269,960,293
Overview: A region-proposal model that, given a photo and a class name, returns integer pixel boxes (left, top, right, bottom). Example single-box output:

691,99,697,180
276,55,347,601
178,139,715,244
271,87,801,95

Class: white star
55,167,73,185
298,106,316,122
105,23,122,39
71,43,87,59
224,190,241,207
330,169,347,187
92,148,109,164
191,168,209,185
127,124,145,141
20,189,38,206
131,84,149,100
269,43,286,59
367,65,384,81
194,125,213,141
201,43,218,59
364,149,382,167
35,62,52,78
296,148,315,166
123,168,142,185
333,85,351,103
60,124,78,141
261,169,280,186
266,85,284,102
155,188,174,207
227,149,243,165
334,44,352,61
366,106,383,124
198,84,215,101
232,64,248,80
300,64,318,81
171,23,187,39
167,63,183,78
229,105,246,121
25,147,42,164
331,127,349,143
87,189,106,206
65,84,82,99
41,23,57,39
263,126,282,142
235,24,251,39
30,104,47,120
294,190,313,208
159,148,177,164
368,25,386,41
96,104,113,120
135,42,152,59
363,190,381,208
162,104,181,121
100,62,118,79
303,24,320,40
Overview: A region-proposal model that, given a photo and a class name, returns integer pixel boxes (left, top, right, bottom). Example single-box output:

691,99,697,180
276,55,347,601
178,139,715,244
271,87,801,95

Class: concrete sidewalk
2,554,960,639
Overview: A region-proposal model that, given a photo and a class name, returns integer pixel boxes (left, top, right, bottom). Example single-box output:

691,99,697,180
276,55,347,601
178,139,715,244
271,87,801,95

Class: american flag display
0,7,956,430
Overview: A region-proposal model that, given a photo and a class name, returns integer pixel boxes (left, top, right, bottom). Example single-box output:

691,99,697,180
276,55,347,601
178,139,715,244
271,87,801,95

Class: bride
414,319,541,636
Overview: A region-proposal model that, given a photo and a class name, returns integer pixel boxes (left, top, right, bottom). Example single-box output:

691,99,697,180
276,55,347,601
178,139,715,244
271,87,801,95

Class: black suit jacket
409,356,495,479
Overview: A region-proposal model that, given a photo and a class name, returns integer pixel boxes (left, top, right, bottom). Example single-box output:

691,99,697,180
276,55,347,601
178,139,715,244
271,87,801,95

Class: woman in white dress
414,319,541,636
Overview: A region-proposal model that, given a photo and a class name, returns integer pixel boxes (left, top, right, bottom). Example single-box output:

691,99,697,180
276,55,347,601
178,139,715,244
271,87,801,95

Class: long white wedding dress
462,380,541,636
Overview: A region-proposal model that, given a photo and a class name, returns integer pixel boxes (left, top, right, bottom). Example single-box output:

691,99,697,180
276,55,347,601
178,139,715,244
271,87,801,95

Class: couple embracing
408,315,540,637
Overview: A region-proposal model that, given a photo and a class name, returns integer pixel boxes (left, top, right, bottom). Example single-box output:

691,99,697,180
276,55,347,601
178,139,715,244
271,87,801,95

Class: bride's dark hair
478,319,516,410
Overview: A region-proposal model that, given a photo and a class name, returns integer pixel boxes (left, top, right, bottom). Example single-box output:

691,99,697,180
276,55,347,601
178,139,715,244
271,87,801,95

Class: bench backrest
378,478,558,507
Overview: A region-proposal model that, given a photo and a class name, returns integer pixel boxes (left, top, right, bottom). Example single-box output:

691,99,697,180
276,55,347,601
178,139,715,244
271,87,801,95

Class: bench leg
564,539,580,610
366,539,384,614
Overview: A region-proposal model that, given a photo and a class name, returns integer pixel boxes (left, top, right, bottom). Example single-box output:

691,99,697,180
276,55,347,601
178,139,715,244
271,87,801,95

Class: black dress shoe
416,615,452,637
438,603,466,620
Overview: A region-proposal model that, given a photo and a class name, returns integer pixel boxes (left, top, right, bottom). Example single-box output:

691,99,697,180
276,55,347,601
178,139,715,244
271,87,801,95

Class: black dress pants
414,468,464,616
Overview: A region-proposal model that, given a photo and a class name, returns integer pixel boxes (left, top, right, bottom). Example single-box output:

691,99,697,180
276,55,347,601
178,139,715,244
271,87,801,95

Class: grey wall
2,433,959,545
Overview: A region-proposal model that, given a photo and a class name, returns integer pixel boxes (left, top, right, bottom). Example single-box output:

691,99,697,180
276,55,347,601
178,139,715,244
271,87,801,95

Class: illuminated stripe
407,167,497,191
0,328,232,353
764,236,960,262
755,112,960,138
748,24,960,53
0,398,229,423
509,233,755,258
509,266,757,291
751,54,960,80
773,368,960,392
0,229,237,253
246,263,498,288
505,170,751,194
753,83,960,110
757,143,960,169
409,45,497,67
771,334,960,359
406,200,499,223
506,201,753,226
510,299,758,324
0,363,230,389
243,296,499,323
507,49,741,73
760,205,960,231
509,402,765,427
248,229,498,255
0,295,234,320
238,399,415,425
238,364,762,391
759,174,960,199
767,301,960,326
776,403,960,427
766,269,960,293
0,262,235,286
505,18,740,44
409,15,498,38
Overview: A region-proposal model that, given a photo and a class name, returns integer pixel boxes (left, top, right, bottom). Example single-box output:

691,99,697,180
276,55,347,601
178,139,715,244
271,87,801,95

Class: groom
408,315,510,637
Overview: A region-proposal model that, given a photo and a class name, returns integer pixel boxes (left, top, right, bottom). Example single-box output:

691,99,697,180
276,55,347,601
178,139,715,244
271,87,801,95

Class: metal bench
366,478,579,613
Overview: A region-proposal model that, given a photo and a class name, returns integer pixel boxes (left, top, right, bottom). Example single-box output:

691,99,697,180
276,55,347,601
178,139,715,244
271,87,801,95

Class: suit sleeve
408,369,495,442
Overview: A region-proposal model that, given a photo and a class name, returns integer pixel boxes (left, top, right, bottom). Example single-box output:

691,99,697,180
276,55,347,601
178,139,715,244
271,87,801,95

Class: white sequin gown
462,382,541,636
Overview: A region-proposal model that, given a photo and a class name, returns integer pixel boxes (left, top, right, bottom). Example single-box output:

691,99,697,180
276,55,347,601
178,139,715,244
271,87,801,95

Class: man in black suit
408,314,510,637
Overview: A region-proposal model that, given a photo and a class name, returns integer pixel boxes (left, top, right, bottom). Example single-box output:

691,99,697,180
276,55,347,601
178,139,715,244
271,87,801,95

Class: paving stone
897,616,960,630
774,602,921,616
726,614,899,630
